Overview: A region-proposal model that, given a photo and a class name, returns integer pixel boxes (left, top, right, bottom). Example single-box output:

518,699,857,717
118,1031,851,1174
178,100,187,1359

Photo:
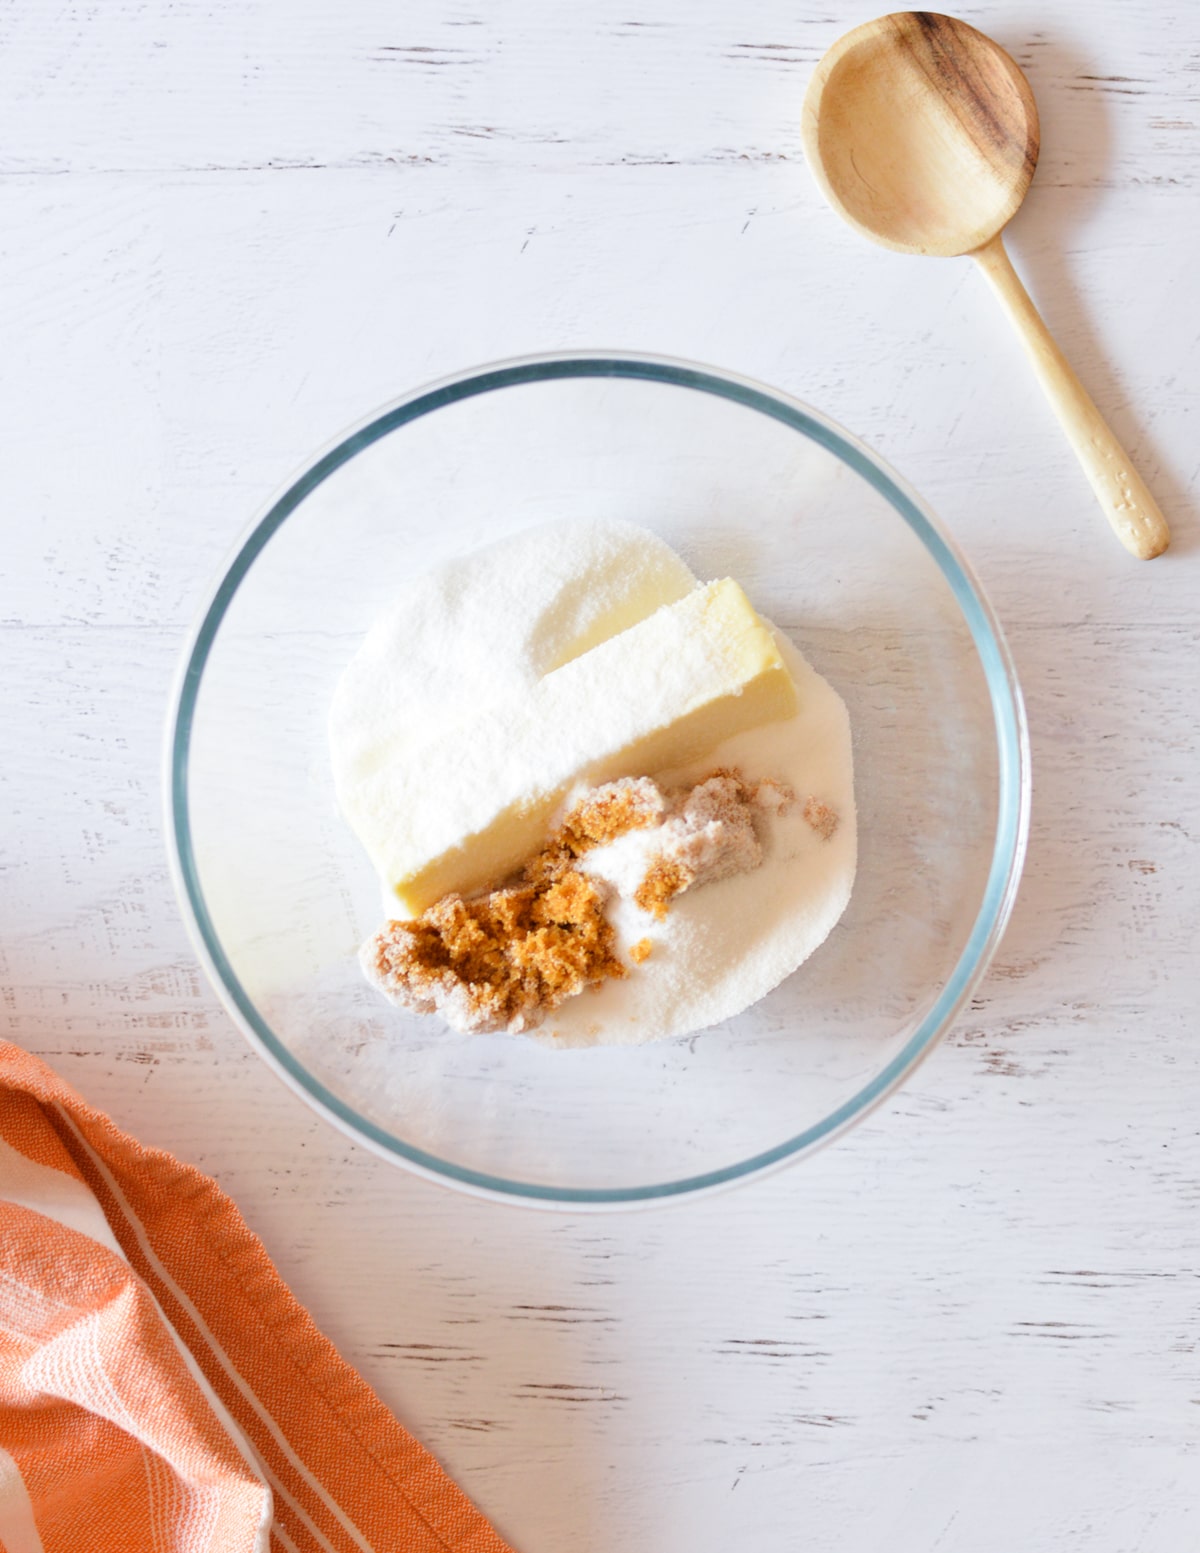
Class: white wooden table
3,3,1198,1547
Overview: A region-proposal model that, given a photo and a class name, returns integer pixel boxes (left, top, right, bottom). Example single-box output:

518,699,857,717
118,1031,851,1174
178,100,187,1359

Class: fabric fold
0,1041,514,1553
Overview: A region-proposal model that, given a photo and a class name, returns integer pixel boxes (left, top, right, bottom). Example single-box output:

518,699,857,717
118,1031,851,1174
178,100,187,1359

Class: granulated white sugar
330,517,698,791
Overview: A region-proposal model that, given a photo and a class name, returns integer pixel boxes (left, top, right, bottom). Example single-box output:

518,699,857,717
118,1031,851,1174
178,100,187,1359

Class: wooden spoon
802,11,1170,560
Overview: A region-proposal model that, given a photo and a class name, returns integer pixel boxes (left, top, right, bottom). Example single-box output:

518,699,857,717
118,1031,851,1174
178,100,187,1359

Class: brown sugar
524,777,664,887
557,776,664,853
633,770,764,919
364,780,667,1034
364,865,625,1035
629,938,653,965
634,857,693,920
752,776,795,816
802,796,839,841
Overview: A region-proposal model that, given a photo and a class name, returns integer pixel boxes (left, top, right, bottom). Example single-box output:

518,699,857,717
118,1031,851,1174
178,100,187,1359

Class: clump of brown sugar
753,776,795,816
802,796,839,841
559,776,665,852
633,770,772,920
364,866,626,1035
629,937,653,965
634,858,692,920
364,779,664,1034
526,776,665,886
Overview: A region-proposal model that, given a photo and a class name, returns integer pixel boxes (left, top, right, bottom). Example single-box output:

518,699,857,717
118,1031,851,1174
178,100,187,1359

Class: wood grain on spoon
802,11,1170,560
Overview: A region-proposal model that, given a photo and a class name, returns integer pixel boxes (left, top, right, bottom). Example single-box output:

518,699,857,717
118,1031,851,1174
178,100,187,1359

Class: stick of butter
343,579,799,914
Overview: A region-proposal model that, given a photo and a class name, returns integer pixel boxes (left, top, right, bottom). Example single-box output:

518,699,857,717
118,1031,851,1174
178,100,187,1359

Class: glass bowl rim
165,349,1031,1211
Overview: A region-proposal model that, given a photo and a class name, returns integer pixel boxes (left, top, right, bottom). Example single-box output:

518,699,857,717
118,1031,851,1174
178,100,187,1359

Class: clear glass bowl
167,353,1029,1207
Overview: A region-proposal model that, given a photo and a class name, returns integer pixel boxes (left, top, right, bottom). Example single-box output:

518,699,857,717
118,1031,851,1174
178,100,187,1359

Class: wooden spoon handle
972,234,1169,560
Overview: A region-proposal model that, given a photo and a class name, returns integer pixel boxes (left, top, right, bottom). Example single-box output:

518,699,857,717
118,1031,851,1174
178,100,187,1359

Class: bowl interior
174,358,1025,1203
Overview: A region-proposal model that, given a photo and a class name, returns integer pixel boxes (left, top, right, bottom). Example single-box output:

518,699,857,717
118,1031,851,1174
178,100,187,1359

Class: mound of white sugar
330,517,698,794
331,519,857,1047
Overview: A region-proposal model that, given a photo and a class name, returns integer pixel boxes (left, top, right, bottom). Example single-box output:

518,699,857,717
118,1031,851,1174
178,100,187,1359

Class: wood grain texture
2,2,1198,1550
802,11,1040,255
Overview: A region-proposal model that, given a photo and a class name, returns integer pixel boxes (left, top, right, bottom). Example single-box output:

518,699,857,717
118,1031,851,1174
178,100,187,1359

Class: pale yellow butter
343,579,799,914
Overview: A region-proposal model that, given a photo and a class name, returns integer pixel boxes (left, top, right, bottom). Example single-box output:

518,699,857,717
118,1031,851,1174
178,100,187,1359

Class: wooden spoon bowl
806,12,1038,256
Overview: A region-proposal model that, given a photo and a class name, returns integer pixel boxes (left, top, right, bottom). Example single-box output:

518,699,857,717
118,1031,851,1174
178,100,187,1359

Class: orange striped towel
0,1040,515,1553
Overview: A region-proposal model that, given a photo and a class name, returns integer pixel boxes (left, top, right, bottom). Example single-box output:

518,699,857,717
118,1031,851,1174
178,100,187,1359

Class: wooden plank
2,2,1198,1548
